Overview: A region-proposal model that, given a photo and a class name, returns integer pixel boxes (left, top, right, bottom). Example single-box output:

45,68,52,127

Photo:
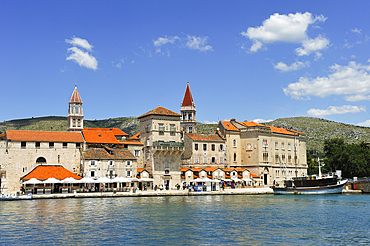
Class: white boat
0,193,32,201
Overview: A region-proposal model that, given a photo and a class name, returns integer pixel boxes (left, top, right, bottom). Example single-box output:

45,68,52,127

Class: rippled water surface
1,194,370,245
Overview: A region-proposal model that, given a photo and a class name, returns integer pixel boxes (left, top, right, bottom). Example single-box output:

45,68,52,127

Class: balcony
152,141,184,152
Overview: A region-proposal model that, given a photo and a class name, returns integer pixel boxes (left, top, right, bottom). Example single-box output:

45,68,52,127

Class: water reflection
1,195,370,245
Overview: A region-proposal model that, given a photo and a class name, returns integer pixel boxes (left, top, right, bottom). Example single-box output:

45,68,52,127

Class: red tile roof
221,121,240,132
185,133,224,141
138,106,181,118
83,148,135,160
267,126,295,135
250,173,259,178
242,121,266,127
69,86,83,104
204,167,219,172
119,140,144,146
84,128,128,136
6,130,83,143
129,132,140,140
22,165,81,181
82,130,120,144
181,82,194,106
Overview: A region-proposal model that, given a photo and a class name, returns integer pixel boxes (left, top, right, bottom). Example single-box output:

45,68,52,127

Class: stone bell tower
180,82,196,134
68,85,84,131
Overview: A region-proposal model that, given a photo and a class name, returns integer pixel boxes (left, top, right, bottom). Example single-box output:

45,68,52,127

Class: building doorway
264,174,268,186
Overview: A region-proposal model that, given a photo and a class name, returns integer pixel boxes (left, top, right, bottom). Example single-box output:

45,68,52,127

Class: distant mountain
1,116,369,156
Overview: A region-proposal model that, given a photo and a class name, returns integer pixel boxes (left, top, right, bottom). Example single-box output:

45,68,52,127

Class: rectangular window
194,144,198,151
281,143,285,150
49,142,54,148
275,142,278,150
288,144,291,151
146,152,150,160
275,154,279,163
21,142,26,149
90,160,96,166
220,157,224,164
189,126,193,133
126,160,132,166
233,139,237,148
159,123,164,135
288,155,292,163
63,142,68,148
211,157,216,163
108,170,115,178
263,153,268,162
108,160,114,166
134,150,140,157
203,144,207,151
219,144,223,151
76,143,80,148
126,170,132,177
90,170,96,178
194,156,199,163
35,142,40,148
211,144,215,151
203,157,207,164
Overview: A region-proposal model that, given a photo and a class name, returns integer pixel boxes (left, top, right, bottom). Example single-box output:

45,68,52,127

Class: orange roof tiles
82,130,120,144
186,133,224,141
137,168,145,173
83,148,135,160
22,165,82,181
250,173,259,178
181,82,194,106
69,87,83,104
242,121,266,127
119,140,144,146
267,126,295,135
221,121,240,132
138,106,181,118
6,130,83,143
129,132,140,140
84,128,128,136
204,167,219,172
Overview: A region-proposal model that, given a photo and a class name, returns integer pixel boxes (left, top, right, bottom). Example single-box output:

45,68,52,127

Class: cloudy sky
1,1,370,126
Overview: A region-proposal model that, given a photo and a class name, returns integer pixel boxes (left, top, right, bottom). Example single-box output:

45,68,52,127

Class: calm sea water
1,194,370,245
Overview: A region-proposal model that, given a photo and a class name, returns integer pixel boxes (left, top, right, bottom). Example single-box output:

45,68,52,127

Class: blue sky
2,1,370,126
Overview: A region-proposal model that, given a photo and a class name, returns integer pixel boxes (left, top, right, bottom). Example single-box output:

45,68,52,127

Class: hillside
2,116,369,156
266,117,370,156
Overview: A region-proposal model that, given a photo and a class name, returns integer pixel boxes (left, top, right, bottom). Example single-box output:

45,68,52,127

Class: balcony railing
153,141,184,147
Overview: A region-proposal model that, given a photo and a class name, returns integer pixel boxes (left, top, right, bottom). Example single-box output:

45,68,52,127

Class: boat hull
0,194,32,201
273,180,347,195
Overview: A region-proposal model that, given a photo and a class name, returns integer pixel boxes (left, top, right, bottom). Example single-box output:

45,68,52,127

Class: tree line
307,138,370,178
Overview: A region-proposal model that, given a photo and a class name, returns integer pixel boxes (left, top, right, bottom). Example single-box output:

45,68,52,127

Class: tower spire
68,85,84,131
180,82,196,134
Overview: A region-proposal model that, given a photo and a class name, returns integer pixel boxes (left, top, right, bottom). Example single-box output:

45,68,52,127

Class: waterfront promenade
32,187,274,199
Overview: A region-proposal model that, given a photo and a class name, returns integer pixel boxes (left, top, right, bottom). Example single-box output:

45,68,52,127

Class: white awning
23,178,44,184
62,177,78,183
111,177,133,183
79,177,96,183
192,178,220,183
138,178,154,182
43,178,62,184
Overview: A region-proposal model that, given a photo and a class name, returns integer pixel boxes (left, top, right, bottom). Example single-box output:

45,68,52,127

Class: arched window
233,153,237,162
36,157,47,164
233,139,237,147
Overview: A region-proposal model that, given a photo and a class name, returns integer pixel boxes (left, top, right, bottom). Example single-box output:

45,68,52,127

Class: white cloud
153,36,180,46
358,119,370,126
253,118,273,123
186,35,213,52
274,61,309,72
345,95,370,101
65,37,93,51
307,105,366,117
241,12,326,52
66,47,98,70
352,28,362,34
295,35,330,56
283,61,370,99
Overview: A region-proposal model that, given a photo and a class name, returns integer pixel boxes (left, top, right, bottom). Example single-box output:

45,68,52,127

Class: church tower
68,85,84,131
181,82,196,134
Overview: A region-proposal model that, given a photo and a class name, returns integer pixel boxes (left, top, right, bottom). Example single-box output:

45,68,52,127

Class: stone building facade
138,106,184,190
0,130,83,194
182,132,227,169
218,119,307,187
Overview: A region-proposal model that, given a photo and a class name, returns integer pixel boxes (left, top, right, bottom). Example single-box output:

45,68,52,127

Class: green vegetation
323,138,370,178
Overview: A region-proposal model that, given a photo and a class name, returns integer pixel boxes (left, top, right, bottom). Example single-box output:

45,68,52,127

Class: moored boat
273,158,347,195
0,193,32,201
